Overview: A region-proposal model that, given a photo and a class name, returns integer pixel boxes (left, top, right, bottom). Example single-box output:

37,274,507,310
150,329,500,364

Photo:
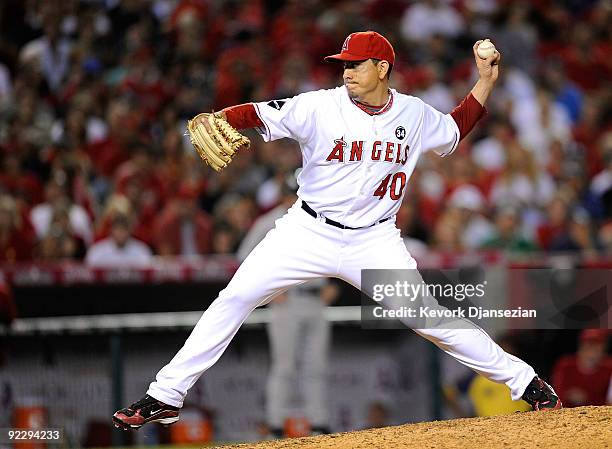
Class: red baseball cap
324,31,395,65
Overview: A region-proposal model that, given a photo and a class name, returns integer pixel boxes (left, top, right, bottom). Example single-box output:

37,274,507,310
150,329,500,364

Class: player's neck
355,85,390,108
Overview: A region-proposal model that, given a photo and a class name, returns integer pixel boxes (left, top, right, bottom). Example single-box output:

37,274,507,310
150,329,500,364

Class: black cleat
521,376,563,411
113,395,179,430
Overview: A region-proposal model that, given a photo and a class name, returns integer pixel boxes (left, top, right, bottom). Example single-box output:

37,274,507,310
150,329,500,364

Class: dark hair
371,59,393,79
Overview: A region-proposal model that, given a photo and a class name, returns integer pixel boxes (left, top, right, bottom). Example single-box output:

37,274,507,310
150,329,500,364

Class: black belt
301,201,391,230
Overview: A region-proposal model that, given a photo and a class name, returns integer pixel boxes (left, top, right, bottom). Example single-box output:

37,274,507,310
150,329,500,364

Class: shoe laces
121,395,158,416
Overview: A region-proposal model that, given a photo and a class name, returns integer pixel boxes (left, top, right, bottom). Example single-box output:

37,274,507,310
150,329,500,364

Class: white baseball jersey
253,86,460,227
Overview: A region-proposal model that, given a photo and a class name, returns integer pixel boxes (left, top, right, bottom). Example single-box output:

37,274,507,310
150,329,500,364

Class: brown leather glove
186,113,250,172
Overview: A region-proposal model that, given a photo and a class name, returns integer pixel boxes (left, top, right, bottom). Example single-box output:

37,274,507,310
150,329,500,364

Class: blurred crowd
0,0,611,264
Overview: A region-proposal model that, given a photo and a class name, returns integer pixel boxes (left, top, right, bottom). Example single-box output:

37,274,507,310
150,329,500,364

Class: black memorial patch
395,126,406,140
267,100,286,110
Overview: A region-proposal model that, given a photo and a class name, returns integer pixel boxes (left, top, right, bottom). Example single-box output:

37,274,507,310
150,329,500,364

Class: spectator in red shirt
0,195,33,262
152,185,213,256
115,144,164,204
560,24,607,92
552,329,611,407
537,196,570,251
85,99,133,177
114,144,165,245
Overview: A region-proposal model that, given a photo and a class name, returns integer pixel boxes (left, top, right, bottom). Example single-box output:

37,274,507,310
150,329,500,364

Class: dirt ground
217,406,611,449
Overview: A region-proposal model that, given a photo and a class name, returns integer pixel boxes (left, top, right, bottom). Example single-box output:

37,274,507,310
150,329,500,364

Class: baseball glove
186,113,250,172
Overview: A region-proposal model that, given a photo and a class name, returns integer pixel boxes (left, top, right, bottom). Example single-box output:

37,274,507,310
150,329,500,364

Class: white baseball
477,39,496,59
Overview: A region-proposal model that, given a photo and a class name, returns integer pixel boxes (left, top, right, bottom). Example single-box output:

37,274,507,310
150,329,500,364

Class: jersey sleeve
253,92,317,143
420,101,461,157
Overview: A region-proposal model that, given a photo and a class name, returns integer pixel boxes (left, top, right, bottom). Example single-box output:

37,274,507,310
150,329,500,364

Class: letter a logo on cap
342,35,352,52
324,31,395,65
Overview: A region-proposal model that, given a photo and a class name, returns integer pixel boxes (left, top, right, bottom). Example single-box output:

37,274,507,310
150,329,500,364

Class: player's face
343,59,381,100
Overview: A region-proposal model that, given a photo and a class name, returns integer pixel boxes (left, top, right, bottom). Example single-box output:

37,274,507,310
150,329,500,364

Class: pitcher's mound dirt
219,406,611,449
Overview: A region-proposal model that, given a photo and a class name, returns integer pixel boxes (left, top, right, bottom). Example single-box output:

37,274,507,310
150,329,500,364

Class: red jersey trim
350,90,394,116
252,102,271,138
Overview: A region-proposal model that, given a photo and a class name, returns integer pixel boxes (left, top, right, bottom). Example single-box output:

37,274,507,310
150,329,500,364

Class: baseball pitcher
113,31,561,430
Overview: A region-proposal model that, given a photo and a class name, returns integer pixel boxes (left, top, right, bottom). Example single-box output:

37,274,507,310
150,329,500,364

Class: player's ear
377,60,390,80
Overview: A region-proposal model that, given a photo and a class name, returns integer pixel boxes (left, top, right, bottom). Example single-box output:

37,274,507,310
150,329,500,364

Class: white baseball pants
147,201,535,407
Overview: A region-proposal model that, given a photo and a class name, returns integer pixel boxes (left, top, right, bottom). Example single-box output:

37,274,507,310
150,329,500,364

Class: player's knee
216,285,264,307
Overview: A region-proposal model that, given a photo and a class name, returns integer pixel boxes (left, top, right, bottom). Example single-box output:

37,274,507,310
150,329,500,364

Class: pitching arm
446,40,502,142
